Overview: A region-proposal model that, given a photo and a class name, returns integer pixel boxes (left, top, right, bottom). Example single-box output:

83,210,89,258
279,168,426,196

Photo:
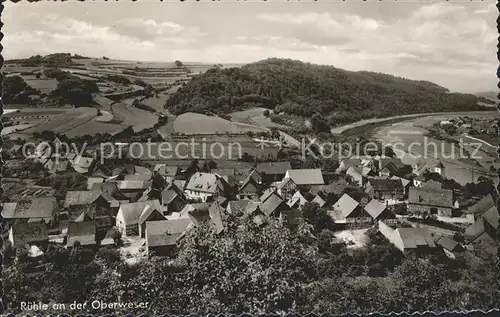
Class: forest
165,58,489,125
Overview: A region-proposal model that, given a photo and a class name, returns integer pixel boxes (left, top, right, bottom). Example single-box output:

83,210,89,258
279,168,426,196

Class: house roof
154,164,180,176
309,180,347,196
395,227,436,249
182,203,211,225
466,194,495,215
286,169,324,185
64,191,101,207
212,168,235,177
261,192,287,216
146,218,192,247
67,221,96,246
11,222,48,244
161,188,185,206
435,235,460,251
333,194,359,218
2,197,58,219
390,176,411,187
119,200,161,225
340,158,362,169
124,174,152,181
87,177,104,190
256,161,291,175
45,159,69,173
367,178,403,192
408,187,453,208
311,194,326,208
209,203,225,234
379,157,405,169
364,199,387,219
117,180,152,190
185,172,219,194
139,202,165,225
238,175,261,194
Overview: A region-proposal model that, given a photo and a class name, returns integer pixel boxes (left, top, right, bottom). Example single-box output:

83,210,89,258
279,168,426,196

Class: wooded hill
166,58,489,125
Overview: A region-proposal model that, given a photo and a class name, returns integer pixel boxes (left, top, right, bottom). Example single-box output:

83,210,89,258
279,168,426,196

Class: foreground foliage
3,208,497,314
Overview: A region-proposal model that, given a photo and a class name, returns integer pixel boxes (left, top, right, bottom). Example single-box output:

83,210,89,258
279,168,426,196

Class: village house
408,187,454,217
153,164,182,183
284,169,325,186
465,204,498,255
390,176,411,195
64,191,115,232
434,235,463,258
66,221,97,248
160,184,187,214
330,193,371,225
2,197,59,227
255,161,292,184
311,193,327,208
277,177,298,201
287,190,310,210
336,158,362,173
413,160,445,177
243,201,267,226
346,167,367,187
413,175,426,187
145,218,192,257
422,180,443,189
378,221,437,254
8,222,49,250
377,157,407,177
237,174,262,200
184,172,229,202
260,190,289,217
138,202,166,237
71,156,96,175
364,199,397,224
365,178,404,204
180,203,211,221
116,200,162,236
116,180,152,201
44,158,69,174
465,194,495,220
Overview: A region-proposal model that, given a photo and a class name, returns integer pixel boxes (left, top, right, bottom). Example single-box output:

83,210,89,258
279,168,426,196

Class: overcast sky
4,1,497,93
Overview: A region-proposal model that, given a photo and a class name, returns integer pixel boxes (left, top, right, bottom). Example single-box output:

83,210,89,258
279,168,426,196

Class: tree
175,60,183,67
263,109,270,117
52,77,98,107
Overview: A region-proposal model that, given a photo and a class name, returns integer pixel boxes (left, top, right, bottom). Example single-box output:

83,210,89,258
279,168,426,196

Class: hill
165,58,489,127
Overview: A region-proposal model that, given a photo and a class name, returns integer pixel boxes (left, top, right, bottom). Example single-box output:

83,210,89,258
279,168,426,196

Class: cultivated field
111,103,159,132
24,79,58,94
173,112,267,135
230,107,288,129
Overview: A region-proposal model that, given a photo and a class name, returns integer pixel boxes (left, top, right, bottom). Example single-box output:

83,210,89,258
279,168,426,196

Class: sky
3,1,497,93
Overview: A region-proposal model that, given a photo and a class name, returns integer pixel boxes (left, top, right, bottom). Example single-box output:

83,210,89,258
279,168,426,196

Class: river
339,111,498,185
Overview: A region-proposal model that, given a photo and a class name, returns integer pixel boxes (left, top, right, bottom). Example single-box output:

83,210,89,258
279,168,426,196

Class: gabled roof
124,174,152,181
146,218,192,247
379,157,405,170
212,168,235,177
185,172,220,194
67,221,96,246
246,168,262,183
285,169,324,185
238,175,261,194
466,194,495,215
64,191,102,207
333,194,359,218
408,187,453,208
311,194,326,208
339,158,362,169
364,199,387,219
118,200,161,225
256,161,291,175
2,197,58,219
161,188,185,206
390,176,411,187
261,193,287,216
154,164,181,176
87,177,104,190
139,202,165,225
117,180,152,190
395,227,436,250
182,203,211,225
209,203,225,234
435,235,460,252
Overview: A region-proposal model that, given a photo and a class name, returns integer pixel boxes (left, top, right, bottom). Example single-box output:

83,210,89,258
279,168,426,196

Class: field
173,112,267,135
230,107,288,129
22,107,97,134
24,79,58,94
111,103,159,132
